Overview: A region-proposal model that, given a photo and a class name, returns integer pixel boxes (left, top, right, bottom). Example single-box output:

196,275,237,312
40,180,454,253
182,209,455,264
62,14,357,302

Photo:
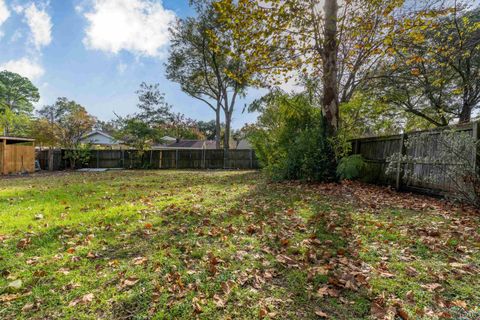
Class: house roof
153,140,217,150
161,136,177,141
235,139,252,149
81,130,123,144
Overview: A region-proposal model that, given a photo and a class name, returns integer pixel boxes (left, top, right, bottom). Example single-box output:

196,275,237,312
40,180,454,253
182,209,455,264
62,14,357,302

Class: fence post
175,149,178,169
395,133,406,190
473,121,479,174
354,140,360,154
223,149,227,169
47,149,53,171
250,149,253,169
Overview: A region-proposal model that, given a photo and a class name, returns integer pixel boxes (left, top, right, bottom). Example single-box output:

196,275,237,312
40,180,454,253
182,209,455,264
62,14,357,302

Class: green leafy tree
248,91,336,181
36,98,96,149
36,98,96,168
0,70,39,135
166,2,248,149
197,120,219,140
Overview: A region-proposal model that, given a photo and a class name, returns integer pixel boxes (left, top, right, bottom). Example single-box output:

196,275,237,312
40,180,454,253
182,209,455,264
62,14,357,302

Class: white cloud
0,58,45,80
83,0,175,57
16,3,52,50
0,0,10,38
0,0,9,25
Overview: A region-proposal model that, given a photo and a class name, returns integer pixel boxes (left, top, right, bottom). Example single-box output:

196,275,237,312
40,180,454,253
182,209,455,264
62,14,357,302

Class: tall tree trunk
215,106,221,149
223,110,231,150
459,105,471,123
459,88,473,123
322,0,339,137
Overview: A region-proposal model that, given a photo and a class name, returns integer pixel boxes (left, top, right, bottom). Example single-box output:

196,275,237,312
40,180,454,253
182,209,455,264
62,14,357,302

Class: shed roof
0,136,35,142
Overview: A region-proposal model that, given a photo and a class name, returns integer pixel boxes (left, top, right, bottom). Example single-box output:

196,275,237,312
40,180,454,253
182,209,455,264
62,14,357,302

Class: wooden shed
0,137,35,175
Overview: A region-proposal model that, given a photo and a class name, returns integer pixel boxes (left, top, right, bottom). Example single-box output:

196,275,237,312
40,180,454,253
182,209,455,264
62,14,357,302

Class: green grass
0,171,479,319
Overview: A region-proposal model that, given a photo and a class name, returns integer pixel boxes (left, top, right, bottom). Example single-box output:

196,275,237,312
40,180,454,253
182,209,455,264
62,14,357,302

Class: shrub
64,144,92,169
336,155,366,180
248,92,337,182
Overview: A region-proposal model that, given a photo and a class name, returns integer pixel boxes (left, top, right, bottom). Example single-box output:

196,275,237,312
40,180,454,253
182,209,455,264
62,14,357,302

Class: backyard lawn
0,170,479,319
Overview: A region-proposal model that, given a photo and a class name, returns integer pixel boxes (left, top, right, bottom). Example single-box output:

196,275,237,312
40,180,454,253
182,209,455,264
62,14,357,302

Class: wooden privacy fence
1,138,35,175
350,122,477,195
36,149,259,171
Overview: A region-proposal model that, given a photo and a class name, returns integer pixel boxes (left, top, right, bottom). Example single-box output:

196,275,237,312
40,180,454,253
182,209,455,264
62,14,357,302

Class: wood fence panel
205,150,224,169
351,123,476,195
3,145,35,174
35,148,259,171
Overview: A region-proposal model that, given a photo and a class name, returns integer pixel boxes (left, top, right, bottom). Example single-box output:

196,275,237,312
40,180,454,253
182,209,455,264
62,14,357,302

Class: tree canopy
166,2,249,149
0,70,39,136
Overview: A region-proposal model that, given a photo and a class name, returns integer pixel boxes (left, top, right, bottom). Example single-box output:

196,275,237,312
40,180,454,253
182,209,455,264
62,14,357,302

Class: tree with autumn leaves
373,2,480,126
212,0,406,178
211,0,480,180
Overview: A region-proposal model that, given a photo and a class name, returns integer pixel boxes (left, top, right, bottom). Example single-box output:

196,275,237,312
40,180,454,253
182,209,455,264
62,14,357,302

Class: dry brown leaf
405,266,418,277
69,293,94,307
132,256,148,265
451,300,467,309
314,309,329,318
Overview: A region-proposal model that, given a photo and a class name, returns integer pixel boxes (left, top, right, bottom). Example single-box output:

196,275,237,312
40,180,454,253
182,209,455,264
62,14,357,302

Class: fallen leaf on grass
0,293,22,302
69,293,94,307
405,266,418,277
207,253,220,275
86,252,98,259
8,279,22,290
213,294,226,308
451,300,467,308
421,283,442,292
17,238,30,249
192,297,203,314
259,306,276,319
314,309,329,318
221,280,235,295
21,302,39,313
132,256,148,265
276,254,298,267
119,277,139,289
397,308,410,320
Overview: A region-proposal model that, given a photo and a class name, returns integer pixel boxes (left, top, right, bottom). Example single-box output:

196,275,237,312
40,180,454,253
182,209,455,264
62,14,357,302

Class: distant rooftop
153,139,217,150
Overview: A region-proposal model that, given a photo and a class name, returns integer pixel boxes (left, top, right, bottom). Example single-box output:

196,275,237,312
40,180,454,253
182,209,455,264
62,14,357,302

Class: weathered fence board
36,149,259,171
350,122,475,195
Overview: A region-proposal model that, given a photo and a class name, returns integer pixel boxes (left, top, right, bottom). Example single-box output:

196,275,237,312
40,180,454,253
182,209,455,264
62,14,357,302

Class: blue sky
0,0,266,129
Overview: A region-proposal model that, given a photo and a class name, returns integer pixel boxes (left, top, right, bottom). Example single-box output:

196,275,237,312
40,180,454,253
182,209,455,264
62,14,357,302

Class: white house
81,130,123,147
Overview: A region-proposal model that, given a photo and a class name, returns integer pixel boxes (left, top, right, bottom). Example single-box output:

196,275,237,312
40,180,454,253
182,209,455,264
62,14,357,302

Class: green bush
64,144,92,169
336,155,366,180
248,92,337,182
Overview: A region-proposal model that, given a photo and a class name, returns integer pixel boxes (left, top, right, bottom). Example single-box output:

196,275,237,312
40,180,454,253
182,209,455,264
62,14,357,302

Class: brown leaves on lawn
207,252,221,275
16,238,31,249
68,293,94,307
314,309,329,318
